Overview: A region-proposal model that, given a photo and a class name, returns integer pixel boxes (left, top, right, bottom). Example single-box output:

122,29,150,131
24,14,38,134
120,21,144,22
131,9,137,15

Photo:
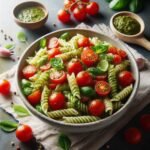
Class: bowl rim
16,28,140,128
13,1,49,24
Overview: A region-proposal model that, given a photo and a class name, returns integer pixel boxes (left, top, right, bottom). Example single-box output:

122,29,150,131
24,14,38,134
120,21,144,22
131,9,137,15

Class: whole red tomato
16,124,33,142
58,9,71,23
0,79,11,95
86,2,99,16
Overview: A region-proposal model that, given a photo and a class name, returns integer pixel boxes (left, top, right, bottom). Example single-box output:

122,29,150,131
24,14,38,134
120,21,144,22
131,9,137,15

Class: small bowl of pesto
13,1,48,30
110,11,150,51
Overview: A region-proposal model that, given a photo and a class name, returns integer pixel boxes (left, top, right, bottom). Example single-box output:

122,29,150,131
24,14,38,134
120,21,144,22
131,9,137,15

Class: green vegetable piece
21,79,32,88
17,32,27,43
13,104,30,117
87,67,101,76
40,38,47,48
109,0,130,10
129,0,143,13
35,105,43,114
50,57,64,70
23,87,32,96
80,86,96,97
58,133,71,150
92,43,109,54
97,60,109,73
60,32,70,41
5,44,15,50
0,120,18,132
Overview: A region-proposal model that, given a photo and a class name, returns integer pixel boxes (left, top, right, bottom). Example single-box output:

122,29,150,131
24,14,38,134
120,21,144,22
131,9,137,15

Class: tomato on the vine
140,114,150,131
47,48,61,59
86,2,99,16
49,92,66,110
16,124,33,142
0,79,11,95
47,37,59,49
77,37,90,48
58,9,71,23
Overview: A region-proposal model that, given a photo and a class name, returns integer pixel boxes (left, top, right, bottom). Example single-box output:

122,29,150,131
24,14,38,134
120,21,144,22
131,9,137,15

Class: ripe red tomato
113,54,122,64
47,37,59,49
124,127,142,145
76,71,93,86
58,9,71,23
47,48,61,59
82,0,90,2
117,49,127,59
140,114,150,131
118,71,134,87
95,74,107,81
77,37,90,48
16,124,33,142
88,99,105,116
50,70,67,84
22,65,37,79
86,2,99,16
107,46,118,54
0,80,11,95
49,92,66,110
27,90,41,106
64,0,77,11
49,83,57,90
95,81,111,96
40,63,51,71
67,59,83,75
73,6,87,21
81,48,98,67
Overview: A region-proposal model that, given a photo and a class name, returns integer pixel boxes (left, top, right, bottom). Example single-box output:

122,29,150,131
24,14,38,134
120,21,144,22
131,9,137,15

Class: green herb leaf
58,133,71,150
92,43,109,54
17,32,27,43
0,120,18,132
129,0,143,13
87,67,101,76
50,58,64,70
40,38,47,48
60,32,70,41
5,44,15,50
13,104,30,117
35,105,43,114
97,60,109,73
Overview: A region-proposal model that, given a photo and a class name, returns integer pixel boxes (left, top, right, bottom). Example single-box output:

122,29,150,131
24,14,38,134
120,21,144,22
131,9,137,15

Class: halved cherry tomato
95,74,107,81
113,54,122,64
140,114,150,131
76,71,93,86
118,71,134,87
47,37,59,49
77,37,90,48
50,70,67,84
47,48,61,59
124,127,142,145
49,92,66,110
117,49,127,59
58,9,71,23
107,46,118,54
67,59,83,75
22,65,37,79
88,99,105,116
81,48,98,67
40,63,51,71
86,2,99,16
0,79,11,95
27,90,41,106
16,124,33,142
95,81,111,96
49,83,57,90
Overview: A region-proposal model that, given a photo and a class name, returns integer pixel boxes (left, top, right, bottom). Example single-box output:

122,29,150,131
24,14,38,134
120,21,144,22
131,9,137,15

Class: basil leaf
60,32,70,41
35,105,43,114
17,32,27,43
21,79,32,88
40,38,47,48
92,43,109,54
129,0,143,13
87,67,101,76
58,134,71,150
13,104,30,117
5,44,15,50
0,120,18,132
23,87,32,96
50,58,64,70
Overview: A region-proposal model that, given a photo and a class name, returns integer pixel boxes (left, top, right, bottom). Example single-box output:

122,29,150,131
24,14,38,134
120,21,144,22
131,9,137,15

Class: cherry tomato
113,54,122,64
95,74,107,81
81,48,98,67
81,96,90,103
95,81,111,96
47,37,59,49
40,63,51,71
124,127,142,145
27,90,41,106
73,6,87,22
49,92,66,110
47,48,61,59
58,9,71,23
64,0,77,12
49,83,57,90
107,46,118,54
0,79,11,95
82,0,90,2
50,70,67,84
88,99,105,116
76,71,93,86
140,114,150,131
22,65,37,79
67,59,83,75
86,2,99,16
117,49,127,59
77,37,90,48
16,124,33,142
118,71,134,87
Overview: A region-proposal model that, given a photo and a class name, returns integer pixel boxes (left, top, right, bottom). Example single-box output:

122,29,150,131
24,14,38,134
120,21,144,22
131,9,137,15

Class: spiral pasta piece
74,100,88,114
47,108,79,119
111,85,133,102
115,60,130,73
63,116,99,124
112,101,122,111
67,73,80,99
41,86,51,114
104,98,113,115
55,83,70,92
108,65,118,97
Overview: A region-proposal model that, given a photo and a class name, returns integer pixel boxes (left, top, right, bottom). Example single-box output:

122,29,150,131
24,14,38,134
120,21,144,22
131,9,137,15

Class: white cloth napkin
0,23,150,150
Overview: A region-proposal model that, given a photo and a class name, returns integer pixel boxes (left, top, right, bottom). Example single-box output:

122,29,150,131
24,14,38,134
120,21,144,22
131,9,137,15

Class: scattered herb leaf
5,44,15,50
17,32,27,43
50,58,64,70
92,43,109,54
97,60,109,73
40,38,47,48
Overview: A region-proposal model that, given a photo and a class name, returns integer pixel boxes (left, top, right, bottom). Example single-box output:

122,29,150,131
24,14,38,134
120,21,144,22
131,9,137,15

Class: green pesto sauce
17,7,45,23
113,15,141,35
